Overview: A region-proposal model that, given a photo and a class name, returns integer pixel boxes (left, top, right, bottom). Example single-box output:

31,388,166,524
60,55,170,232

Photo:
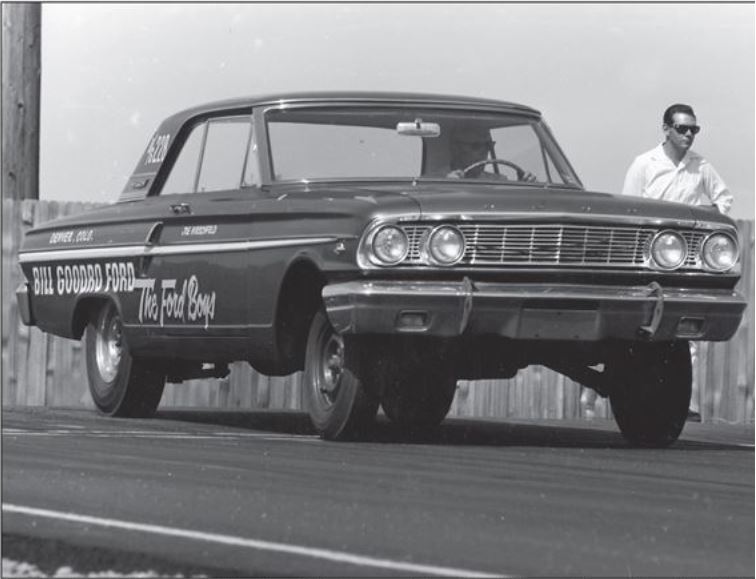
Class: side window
196,117,251,192
161,123,205,195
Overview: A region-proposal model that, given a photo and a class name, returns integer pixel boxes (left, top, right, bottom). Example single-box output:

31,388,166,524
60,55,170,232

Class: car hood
404,183,701,224
282,181,735,228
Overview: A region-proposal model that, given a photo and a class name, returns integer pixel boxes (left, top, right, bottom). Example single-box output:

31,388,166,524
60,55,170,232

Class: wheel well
275,261,326,374
71,296,111,339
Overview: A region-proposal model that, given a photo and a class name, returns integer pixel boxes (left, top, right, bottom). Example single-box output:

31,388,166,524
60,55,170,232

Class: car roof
121,92,543,202
164,91,541,125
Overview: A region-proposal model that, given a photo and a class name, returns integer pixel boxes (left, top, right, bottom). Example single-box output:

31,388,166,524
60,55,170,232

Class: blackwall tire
379,358,458,431
608,341,692,448
303,310,379,440
84,301,165,418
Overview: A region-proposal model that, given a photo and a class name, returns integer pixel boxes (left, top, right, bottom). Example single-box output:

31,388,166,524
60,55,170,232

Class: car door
126,113,268,359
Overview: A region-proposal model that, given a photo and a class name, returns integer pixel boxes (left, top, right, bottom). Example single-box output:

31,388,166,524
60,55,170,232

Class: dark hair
663,104,696,126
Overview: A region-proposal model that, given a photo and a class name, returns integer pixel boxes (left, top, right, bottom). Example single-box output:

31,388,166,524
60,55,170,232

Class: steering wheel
462,159,526,181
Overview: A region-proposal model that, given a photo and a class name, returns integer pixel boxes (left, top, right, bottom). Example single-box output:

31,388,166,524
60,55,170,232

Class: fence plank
24,329,47,405
2,200,20,404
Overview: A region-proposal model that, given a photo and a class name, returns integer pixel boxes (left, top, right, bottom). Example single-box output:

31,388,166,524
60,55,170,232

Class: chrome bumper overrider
323,279,746,341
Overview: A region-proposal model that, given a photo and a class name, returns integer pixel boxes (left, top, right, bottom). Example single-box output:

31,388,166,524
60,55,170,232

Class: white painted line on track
2,429,319,442
2,504,504,578
682,436,755,449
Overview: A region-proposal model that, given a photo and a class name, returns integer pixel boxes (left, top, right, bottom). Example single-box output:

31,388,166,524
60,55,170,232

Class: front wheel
378,348,459,431
381,364,457,431
608,341,692,447
85,301,165,417
303,310,379,440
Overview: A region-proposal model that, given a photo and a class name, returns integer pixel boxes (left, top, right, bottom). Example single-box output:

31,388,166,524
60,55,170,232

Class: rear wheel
303,310,379,440
608,341,692,447
85,301,165,417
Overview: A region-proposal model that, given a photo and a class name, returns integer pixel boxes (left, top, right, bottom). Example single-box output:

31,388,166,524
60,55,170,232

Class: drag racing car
16,92,746,446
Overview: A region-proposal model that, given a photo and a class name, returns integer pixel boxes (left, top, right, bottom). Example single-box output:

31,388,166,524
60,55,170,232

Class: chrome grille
461,224,654,266
404,225,429,261
682,230,704,267
401,223,707,269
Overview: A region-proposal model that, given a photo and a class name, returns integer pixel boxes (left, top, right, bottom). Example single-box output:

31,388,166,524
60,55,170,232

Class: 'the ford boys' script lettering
31,262,135,296
138,275,216,328
31,262,217,328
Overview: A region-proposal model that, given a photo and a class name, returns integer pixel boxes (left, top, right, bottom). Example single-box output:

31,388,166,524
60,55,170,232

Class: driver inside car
446,127,537,182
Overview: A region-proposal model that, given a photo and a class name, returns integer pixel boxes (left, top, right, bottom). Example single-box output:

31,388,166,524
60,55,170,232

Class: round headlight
702,232,738,272
371,225,409,265
428,226,465,265
650,231,687,270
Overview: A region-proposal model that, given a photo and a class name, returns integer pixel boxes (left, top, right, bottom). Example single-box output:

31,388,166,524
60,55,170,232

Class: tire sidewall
303,310,374,439
84,303,134,415
380,363,458,428
609,341,692,447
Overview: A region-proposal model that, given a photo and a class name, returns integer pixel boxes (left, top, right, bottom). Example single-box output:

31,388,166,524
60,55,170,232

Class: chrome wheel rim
95,305,123,384
317,332,344,407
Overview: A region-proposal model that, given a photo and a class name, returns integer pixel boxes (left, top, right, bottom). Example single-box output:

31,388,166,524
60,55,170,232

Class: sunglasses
672,123,701,135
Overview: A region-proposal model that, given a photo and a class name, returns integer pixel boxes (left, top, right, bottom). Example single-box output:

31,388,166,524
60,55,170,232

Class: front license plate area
518,308,600,340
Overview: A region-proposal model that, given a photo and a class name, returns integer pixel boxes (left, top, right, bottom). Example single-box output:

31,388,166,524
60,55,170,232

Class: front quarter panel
278,186,421,278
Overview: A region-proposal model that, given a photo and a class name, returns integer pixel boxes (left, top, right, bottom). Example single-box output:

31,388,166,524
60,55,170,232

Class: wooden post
2,3,41,201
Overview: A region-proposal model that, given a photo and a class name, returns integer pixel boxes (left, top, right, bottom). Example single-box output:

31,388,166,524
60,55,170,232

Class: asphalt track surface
2,407,753,577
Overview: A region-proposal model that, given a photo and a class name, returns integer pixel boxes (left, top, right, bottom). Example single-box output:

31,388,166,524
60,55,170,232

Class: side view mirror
396,119,440,138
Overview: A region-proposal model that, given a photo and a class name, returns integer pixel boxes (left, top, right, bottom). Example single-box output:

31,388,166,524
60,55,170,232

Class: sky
40,3,754,219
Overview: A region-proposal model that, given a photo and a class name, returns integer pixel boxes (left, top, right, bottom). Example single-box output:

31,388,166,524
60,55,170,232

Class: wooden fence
2,199,754,423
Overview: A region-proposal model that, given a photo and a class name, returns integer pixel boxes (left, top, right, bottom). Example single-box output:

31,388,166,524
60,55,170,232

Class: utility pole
2,3,41,200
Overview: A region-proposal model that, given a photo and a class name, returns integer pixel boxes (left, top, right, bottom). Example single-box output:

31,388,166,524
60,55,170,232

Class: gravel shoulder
2,534,242,578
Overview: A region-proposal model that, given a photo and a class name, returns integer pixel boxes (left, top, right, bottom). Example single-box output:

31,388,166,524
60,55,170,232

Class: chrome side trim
19,245,146,263
18,237,337,263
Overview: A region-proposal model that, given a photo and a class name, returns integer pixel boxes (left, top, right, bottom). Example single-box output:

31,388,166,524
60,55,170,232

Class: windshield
265,106,581,186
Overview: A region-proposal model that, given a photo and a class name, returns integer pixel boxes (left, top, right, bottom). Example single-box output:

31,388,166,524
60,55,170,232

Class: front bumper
323,279,746,341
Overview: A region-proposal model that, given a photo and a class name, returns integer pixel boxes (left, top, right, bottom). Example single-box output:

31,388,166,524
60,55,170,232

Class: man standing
622,103,734,421
622,103,732,212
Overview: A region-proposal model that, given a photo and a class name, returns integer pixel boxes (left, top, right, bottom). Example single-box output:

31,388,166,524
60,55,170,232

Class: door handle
169,203,191,215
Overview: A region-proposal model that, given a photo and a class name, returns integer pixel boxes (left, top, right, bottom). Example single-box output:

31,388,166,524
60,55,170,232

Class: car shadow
154,409,752,451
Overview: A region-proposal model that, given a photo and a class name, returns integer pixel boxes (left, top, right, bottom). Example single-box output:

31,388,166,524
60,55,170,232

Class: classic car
16,92,746,446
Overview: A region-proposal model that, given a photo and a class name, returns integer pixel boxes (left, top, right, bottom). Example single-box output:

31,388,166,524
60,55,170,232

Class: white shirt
621,144,732,214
